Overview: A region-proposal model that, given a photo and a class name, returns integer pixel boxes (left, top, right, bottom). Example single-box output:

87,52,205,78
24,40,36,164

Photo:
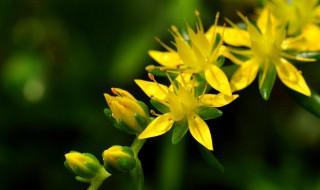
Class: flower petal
201,93,239,107
282,24,320,51
175,37,198,68
135,79,168,100
206,26,250,47
138,113,174,139
188,114,213,150
230,58,259,92
205,65,232,96
220,46,247,65
276,58,311,97
148,50,181,68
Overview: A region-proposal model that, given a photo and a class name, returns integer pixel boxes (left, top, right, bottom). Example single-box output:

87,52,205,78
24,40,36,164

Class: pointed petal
282,24,320,51
220,46,246,65
135,79,168,100
175,37,198,68
230,59,259,92
138,113,175,139
206,26,250,47
111,88,136,101
201,93,239,107
276,59,311,97
188,25,210,56
205,65,232,96
148,50,181,68
188,114,213,150
256,8,279,34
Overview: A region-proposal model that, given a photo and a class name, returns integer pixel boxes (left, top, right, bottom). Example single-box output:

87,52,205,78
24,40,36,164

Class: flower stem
87,168,111,190
130,137,147,190
131,136,147,155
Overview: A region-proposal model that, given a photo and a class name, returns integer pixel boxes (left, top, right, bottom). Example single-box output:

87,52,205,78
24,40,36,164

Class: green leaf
103,108,117,124
172,117,188,144
75,176,91,183
64,161,73,173
198,144,224,172
194,81,205,97
221,64,239,79
284,51,320,64
148,68,178,78
137,101,149,116
216,56,225,68
150,99,170,114
212,33,221,50
196,107,222,120
259,63,277,100
118,119,137,135
135,114,149,130
194,73,206,83
286,87,320,118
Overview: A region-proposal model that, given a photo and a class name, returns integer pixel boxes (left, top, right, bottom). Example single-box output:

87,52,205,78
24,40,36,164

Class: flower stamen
155,37,175,52
210,12,220,45
148,73,167,95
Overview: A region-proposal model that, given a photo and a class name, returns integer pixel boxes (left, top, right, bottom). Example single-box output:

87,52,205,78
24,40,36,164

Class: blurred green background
1,0,320,189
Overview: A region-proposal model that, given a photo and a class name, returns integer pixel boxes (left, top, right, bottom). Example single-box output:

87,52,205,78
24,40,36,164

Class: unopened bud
102,145,136,174
104,88,149,134
64,151,102,180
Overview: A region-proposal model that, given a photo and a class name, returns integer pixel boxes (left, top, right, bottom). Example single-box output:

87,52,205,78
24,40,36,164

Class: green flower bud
102,145,136,174
104,88,149,135
64,151,102,180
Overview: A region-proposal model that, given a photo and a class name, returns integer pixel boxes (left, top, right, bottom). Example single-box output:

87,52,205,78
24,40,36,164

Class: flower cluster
64,1,320,189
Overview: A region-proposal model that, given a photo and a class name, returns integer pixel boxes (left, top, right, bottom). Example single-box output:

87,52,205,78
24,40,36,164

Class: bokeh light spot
23,79,45,102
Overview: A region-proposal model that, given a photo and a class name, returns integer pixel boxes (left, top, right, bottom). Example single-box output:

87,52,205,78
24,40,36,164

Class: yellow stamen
195,10,204,32
170,25,184,40
210,12,220,45
163,69,178,92
155,37,176,52
199,83,208,100
148,73,167,95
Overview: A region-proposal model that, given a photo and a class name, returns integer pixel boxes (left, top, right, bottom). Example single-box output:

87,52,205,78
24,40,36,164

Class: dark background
1,0,320,189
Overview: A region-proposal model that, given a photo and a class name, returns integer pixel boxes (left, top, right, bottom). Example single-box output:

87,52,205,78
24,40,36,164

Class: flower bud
64,151,102,180
104,88,149,134
102,145,136,174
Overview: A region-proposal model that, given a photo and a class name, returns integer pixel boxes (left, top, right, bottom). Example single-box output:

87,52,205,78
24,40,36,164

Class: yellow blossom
148,11,232,96
134,72,238,150
268,0,320,36
222,9,313,99
104,88,149,134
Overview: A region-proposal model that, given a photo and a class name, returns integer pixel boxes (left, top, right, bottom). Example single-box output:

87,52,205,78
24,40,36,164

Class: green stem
130,137,147,190
131,136,147,155
87,168,111,190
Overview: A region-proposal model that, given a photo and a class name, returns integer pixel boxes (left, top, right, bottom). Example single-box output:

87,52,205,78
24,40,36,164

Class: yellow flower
268,0,320,36
135,72,238,150
265,0,320,51
148,11,232,96
104,88,149,134
223,9,313,99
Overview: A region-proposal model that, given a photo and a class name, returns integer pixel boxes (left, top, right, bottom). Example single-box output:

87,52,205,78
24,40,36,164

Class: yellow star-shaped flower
135,72,238,150
268,0,320,36
222,9,313,99
148,11,232,96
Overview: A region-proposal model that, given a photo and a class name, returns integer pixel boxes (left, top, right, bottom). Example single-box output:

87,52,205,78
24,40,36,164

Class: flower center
168,84,198,121
245,11,285,62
